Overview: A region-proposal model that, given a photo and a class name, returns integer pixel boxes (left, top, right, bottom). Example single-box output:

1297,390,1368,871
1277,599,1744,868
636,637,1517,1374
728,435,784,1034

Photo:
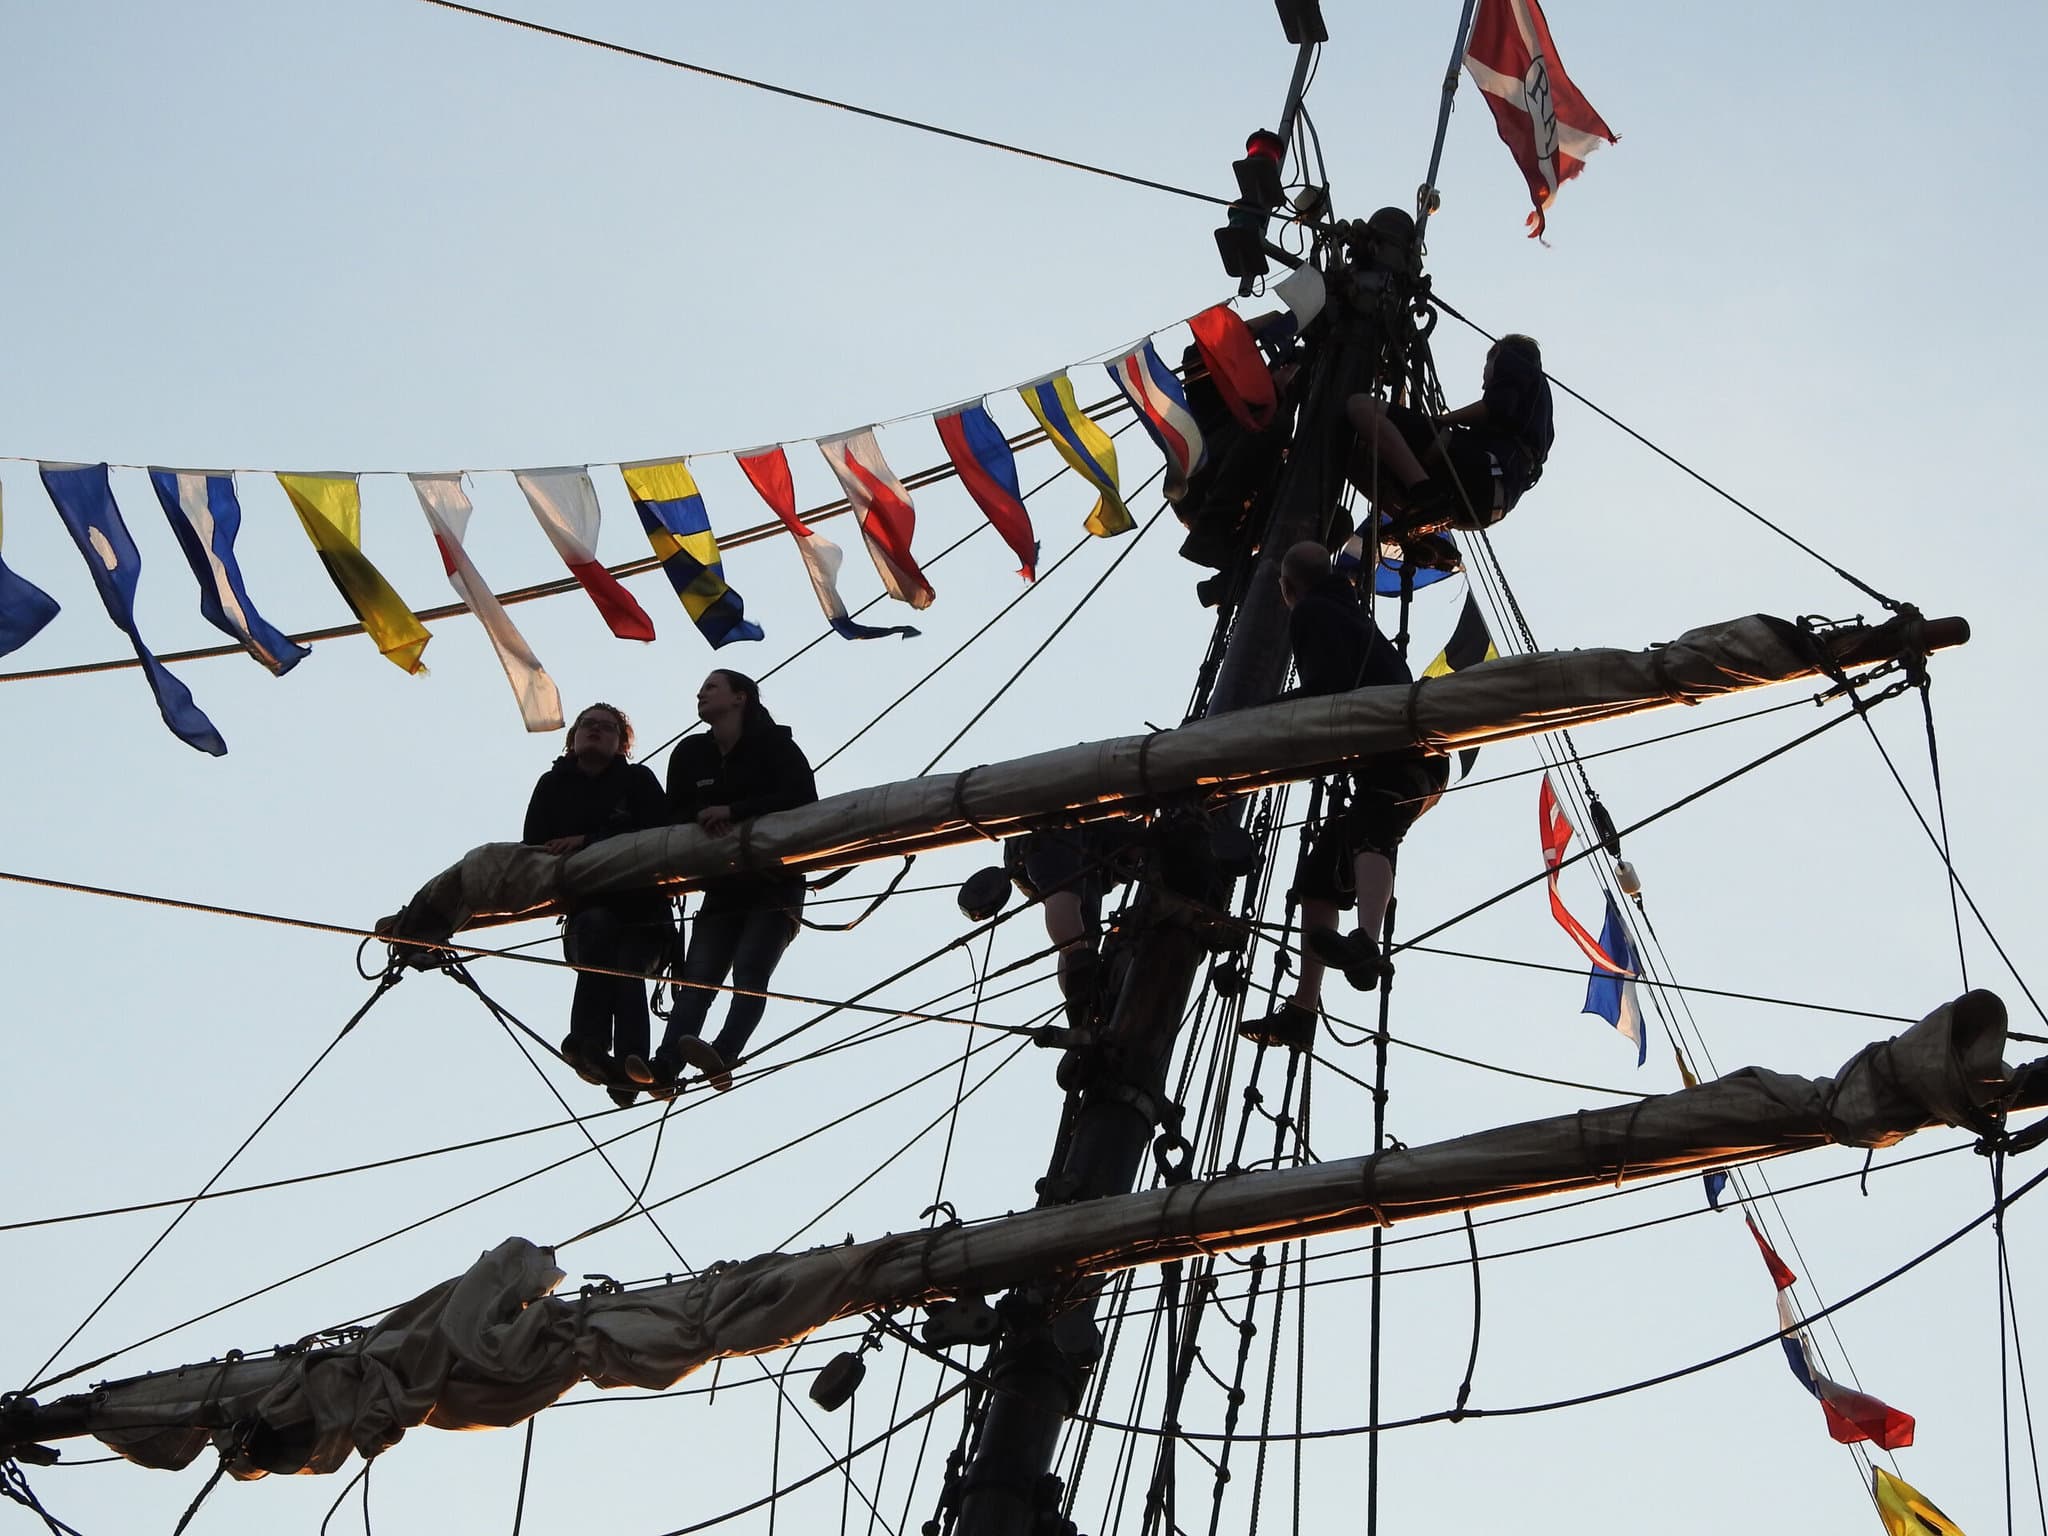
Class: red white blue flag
1104,341,1204,504
818,429,935,610
1538,775,1627,974
1581,890,1645,1063
1463,0,1617,238
935,402,1038,579
735,446,917,640
1747,1217,1917,1450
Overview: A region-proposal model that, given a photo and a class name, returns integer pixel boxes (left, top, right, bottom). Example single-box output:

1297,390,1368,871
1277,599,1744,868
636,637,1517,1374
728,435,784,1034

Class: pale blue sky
3,3,2043,1532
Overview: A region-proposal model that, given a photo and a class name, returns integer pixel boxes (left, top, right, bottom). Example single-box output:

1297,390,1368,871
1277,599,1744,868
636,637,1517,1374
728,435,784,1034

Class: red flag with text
1463,0,1617,237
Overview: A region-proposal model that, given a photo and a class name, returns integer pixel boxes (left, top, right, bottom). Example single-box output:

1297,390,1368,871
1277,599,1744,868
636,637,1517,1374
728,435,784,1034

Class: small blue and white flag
148,469,309,676
40,462,226,755
1581,889,1644,1064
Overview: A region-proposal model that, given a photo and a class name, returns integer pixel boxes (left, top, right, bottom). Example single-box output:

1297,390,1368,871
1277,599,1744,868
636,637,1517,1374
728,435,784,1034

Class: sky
3,1,2045,1532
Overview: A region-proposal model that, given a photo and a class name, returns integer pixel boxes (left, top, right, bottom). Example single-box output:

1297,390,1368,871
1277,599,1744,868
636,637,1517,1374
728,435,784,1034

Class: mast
951,28,1436,1527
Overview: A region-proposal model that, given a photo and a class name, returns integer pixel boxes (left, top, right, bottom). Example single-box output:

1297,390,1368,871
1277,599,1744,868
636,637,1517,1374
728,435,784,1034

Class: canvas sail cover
33,990,2029,1479
379,612,1905,947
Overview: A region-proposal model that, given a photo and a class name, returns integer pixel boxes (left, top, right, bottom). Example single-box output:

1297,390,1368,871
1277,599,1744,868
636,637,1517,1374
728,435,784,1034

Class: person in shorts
1345,333,1553,543
1006,821,1145,1027
1238,543,1448,1052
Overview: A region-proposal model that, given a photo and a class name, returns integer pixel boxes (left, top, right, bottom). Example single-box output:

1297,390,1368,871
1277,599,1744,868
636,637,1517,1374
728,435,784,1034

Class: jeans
658,903,799,1064
563,905,672,1063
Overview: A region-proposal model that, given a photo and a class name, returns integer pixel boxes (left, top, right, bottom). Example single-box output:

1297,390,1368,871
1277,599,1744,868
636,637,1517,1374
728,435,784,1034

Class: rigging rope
419,1,1232,212
1429,292,1902,612
1069,1160,2048,1444
21,969,404,1396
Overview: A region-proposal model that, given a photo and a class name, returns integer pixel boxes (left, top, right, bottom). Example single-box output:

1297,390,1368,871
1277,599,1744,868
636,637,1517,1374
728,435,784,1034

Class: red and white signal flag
1462,0,1617,238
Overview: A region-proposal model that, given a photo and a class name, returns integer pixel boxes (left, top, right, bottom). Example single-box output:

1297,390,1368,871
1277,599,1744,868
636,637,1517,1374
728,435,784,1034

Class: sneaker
606,1085,639,1110
644,1053,682,1100
560,1037,608,1086
677,1036,734,1093
1305,928,1389,993
619,1054,656,1085
1236,1001,1317,1052
675,1037,725,1075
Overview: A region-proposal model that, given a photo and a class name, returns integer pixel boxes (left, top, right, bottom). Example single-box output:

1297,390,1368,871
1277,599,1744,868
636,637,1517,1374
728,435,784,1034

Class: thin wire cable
8,937,1055,1235
920,486,1169,773
1852,702,2047,1028
1430,688,1823,799
21,972,401,1396
1397,696,1876,954
1917,684,1971,991
650,1382,969,1536
451,969,903,1532
510,1418,536,1536
36,987,1025,1391
1069,1162,2048,1443
816,461,1137,770
1998,1236,2048,1535
1390,942,1921,1026
0,864,1025,1034
418,1,1228,211
1429,293,1898,610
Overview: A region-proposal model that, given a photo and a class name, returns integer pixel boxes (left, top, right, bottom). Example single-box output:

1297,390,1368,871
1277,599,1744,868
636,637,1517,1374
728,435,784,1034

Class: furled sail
378,610,1963,948
10,989,2031,1479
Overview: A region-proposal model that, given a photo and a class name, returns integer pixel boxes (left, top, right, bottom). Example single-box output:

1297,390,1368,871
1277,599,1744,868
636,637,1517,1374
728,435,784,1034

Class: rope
510,1418,536,1536
1068,1161,2048,1443
1,1463,87,1536
1428,292,1901,611
0,863,1035,1035
1396,694,1883,954
650,1383,968,1536
919,486,1169,773
21,971,403,1396
1388,942,1921,1026
1849,699,2048,1028
1917,682,1971,991
418,2,1231,212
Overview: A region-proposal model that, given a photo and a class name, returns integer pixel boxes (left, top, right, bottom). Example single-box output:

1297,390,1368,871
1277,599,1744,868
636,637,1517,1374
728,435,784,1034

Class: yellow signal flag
1423,591,1498,678
1019,372,1130,537
277,473,430,674
1873,1468,1968,1536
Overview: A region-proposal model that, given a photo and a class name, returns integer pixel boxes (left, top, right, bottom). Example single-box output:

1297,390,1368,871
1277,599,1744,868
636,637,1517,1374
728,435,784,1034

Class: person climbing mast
1239,542,1448,1052
522,703,674,1107
652,670,819,1094
1346,332,1553,549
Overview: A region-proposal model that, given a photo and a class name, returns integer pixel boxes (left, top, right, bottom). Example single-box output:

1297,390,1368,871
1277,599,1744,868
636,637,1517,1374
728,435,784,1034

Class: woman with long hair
522,702,672,1106
651,670,818,1092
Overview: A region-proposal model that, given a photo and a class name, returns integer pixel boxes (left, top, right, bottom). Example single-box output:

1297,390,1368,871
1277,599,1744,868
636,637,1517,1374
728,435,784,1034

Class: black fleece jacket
1287,573,1409,698
523,755,670,917
666,723,819,909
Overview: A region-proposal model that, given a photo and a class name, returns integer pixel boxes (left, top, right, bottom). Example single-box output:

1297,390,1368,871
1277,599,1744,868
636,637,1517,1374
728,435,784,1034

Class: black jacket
666,724,819,910
1288,573,1409,698
523,755,670,918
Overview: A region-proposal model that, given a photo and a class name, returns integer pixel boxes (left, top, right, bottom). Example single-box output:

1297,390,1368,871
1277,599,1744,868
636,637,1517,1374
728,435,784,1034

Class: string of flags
0,277,1356,752
1741,1217,1979,1532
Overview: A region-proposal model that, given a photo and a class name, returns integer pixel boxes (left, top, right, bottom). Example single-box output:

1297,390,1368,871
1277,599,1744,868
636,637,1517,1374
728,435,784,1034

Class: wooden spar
7,990,2035,1475
379,610,1968,943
